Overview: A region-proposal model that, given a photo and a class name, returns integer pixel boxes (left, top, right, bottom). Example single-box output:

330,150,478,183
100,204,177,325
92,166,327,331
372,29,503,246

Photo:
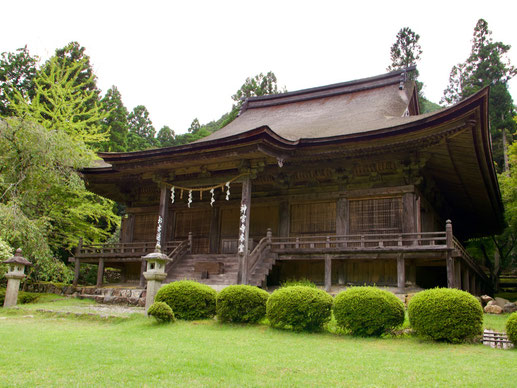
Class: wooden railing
269,231,448,252
453,237,489,281
248,230,272,274
165,233,192,274
76,240,183,259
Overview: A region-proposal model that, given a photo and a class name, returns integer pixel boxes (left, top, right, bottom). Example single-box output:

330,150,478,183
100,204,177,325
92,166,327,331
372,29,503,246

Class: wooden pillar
73,259,80,287
407,260,417,286
121,214,135,243
402,192,416,235
139,260,147,288
462,266,470,293
238,176,251,284
397,254,405,293
454,259,462,290
469,271,476,295
325,254,332,292
445,220,455,288
209,206,220,253
96,258,104,288
278,200,289,237
336,197,348,235
73,238,82,287
158,186,169,249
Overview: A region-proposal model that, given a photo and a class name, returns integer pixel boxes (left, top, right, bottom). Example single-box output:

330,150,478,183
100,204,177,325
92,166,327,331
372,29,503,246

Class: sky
2,0,516,134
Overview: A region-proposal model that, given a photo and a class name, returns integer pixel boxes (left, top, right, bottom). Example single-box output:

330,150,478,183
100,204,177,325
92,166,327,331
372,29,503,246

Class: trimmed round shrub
506,312,517,345
155,280,216,320
408,288,483,343
333,287,405,336
217,285,270,323
148,301,175,323
266,286,333,331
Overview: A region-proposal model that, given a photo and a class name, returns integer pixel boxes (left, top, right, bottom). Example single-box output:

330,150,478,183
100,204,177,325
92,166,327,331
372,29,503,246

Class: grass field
0,299,516,387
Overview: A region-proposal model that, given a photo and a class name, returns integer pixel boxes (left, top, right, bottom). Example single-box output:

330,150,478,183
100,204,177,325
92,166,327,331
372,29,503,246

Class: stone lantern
3,248,31,307
142,248,170,314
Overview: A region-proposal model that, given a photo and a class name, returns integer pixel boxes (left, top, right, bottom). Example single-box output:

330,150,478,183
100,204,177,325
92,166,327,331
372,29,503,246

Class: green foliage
0,238,12,282
99,86,129,152
0,118,118,281
127,105,155,150
280,278,317,288
9,56,107,146
0,46,39,116
0,289,41,306
387,27,422,75
266,286,333,332
156,125,175,148
155,280,216,320
216,285,269,323
147,301,175,323
408,288,483,343
333,287,405,336
506,312,517,345
441,19,515,170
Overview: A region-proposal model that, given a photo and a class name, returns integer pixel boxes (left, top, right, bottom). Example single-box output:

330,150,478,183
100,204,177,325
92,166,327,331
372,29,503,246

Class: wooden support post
73,238,82,287
209,206,220,253
336,197,348,241
445,220,455,289
408,260,417,286
455,259,462,290
397,254,405,293
73,259,80,287
158,186,169,249
96,258,105,288
238,176,252,284
469,271,476,295
325,254,331,292
462,266,470,293
402,192,416,244
278,201,289,237
139,260,146,288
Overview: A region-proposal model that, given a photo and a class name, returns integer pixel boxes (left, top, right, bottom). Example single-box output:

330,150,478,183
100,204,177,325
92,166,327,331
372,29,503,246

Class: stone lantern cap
141,247,171,262
3,248,31,266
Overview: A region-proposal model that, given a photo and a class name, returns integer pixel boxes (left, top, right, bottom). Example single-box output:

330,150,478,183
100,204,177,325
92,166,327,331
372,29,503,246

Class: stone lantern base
3,273,25,307
143,271,167,313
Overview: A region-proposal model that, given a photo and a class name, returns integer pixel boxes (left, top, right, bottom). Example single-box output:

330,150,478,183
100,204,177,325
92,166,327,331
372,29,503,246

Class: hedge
506,312,517,345
155,280,216,320
148,301,175,323
333,287,405,336
266,286,333,331
216,285,269,323
408,288,483,343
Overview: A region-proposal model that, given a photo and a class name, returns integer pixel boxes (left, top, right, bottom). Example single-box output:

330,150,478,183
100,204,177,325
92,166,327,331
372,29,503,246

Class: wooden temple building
72,67,504,295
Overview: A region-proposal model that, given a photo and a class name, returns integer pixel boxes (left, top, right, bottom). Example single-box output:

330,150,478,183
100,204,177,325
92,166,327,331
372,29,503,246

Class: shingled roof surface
199,68,419,142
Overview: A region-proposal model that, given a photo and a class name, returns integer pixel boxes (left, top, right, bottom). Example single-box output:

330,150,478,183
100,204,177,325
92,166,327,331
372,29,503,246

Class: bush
148,301,175,323
0,289,40,306
333,287,405,336
506,312,517,345
266,286,333,331
280,278,317,288
155,280,216,320
216,285,269,323
408,288,483,343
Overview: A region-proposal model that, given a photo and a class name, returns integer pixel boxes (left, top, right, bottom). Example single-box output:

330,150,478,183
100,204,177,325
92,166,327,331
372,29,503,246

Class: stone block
494,297,510,308
130,290,142,299
484,304,503,314
94,295,104,304
137,298,145,307
503,303,517,313
480,295,493,306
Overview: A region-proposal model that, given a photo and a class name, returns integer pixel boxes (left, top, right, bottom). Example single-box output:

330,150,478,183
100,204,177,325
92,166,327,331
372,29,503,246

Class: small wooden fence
482,330,514,349
269,231,447,253
76,241,183,259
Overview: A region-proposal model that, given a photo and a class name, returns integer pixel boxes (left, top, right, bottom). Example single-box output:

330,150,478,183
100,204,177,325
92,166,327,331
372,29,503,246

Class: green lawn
0,302,515,387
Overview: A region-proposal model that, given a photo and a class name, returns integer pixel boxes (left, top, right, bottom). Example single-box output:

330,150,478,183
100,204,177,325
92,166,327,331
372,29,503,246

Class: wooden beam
238,175,252,284
446,252,455,289
469,271,476,295
73,259,80,287
325,254,331,292
336,198,348,235
402,192,416,235
158,186,169,249
454,259,462,290
278,201,289,237
96,258,105,288
462,266,470,293
397,254,405,293
209,206,221,253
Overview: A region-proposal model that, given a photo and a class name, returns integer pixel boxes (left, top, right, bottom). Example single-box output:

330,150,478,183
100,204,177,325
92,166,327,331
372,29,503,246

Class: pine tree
100,86,129,152
127,105,156,150
442,19,516,171
157,125,175,147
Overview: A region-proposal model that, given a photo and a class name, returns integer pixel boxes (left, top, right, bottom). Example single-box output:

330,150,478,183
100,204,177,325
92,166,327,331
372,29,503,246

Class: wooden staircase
248,253,277,286
165,254,239,285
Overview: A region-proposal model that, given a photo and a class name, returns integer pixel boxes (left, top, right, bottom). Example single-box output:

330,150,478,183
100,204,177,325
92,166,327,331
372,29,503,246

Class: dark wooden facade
73,68,503,294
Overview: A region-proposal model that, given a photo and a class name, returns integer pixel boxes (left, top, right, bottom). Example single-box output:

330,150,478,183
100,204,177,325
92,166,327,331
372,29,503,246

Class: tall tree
442,19,516,170
9,56,106,147
386,27,437,113
0,46,39,116
188,118,201,133
157,125,175,147
100,86,129,152
127,105,156,150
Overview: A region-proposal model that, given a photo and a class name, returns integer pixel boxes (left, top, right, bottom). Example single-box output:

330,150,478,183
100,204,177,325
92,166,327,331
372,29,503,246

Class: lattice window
290,202,336,235
174,209,211,253
349,197,402,234
133,214,158,242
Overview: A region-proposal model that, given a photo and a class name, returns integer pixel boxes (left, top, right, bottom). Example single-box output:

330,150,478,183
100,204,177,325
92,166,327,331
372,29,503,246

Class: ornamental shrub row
153,281,491,344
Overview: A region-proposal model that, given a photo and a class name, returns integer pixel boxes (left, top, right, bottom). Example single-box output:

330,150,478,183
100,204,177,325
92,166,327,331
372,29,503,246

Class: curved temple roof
86,68,503,238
